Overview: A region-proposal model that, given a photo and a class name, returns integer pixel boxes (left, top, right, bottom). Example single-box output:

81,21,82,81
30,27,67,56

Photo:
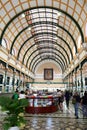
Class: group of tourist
12,88,87,119
57,89,87,119
72,91,87,119
12,90,26,100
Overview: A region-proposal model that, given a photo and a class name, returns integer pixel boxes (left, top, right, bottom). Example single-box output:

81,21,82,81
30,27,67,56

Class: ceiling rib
10,23,77,55
26,47,68,68
0,6,84,45
29,51,67,71
32,57,64,73
23,43,70,66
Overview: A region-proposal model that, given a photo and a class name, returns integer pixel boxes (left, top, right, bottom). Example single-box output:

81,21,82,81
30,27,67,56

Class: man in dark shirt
65,90,70,109
73,92,81,119
81,91,87,118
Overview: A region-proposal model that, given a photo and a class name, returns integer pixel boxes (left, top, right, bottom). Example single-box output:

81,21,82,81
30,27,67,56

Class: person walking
81,91,87,118
65,90,70,109
72,92,81,119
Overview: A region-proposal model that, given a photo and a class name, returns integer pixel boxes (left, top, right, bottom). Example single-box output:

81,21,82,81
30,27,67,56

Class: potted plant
0,96,28,130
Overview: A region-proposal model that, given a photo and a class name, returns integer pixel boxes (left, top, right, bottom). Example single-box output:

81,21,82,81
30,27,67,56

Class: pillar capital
14,68,16,73
76,53,79,59
82,42,87,50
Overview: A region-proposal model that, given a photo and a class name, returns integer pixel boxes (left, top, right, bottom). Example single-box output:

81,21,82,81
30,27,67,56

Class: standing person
19,90,26,99
72,92,81,119
57,90,62,110
12,90,19,100
81,91,87,118
65,90,70,109
58,91,64,111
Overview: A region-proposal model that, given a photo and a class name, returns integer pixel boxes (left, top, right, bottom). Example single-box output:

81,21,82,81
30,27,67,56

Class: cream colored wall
32,61,64,90
35,61,61,74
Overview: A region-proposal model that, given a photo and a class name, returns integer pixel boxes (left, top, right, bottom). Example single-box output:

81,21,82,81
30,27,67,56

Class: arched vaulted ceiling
0,0,87,74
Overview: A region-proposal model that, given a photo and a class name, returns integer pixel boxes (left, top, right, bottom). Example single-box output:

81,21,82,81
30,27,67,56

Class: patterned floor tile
0,102,87,130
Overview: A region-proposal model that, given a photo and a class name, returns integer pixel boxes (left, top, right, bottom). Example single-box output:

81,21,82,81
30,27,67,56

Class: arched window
0,75,3,84
85,22,87,40
73,46,75,56
78,35,81,49
2,38,7,48
12,49,15,56
70,53,71,61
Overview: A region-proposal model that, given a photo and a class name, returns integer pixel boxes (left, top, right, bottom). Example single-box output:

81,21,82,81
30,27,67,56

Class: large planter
8,126,19,130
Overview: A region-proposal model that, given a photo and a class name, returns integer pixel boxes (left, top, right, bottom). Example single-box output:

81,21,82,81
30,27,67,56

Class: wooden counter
26,95,58,114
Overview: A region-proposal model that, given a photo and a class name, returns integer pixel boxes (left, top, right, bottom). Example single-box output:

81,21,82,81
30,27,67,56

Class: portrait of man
44,68,53,80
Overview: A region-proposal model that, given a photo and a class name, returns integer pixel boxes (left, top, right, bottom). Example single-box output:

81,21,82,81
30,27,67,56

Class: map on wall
44,68,53,80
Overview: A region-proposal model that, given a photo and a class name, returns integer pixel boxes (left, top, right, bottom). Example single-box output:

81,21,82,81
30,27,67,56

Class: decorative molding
35,74,63,79
82,43,87,50
76,53,79,59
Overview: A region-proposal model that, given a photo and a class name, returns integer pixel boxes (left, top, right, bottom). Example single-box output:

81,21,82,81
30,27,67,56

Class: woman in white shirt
19,91,26,99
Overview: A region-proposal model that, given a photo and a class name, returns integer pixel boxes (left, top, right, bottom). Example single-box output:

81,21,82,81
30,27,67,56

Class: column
72,72,73,92
74,69,77,91
18,72,21,91
79,66,83,92
68,74,70,90
4,64,8,92
12,69,16,91
23,74,25,90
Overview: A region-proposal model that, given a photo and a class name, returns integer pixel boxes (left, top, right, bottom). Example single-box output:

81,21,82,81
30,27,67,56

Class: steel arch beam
23,42,70,65
31,56,65,72
17,35,73,64
0,6,84,46
27,49,68,69
32,57,64,73
10,22,76,55
26,46,70,68
29,51,66,71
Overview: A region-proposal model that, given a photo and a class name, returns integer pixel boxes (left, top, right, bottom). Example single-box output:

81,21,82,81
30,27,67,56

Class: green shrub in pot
0,96,28,130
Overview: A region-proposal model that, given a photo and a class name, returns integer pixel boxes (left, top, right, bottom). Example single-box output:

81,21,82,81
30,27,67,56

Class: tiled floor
0,102,87,130
24,102,87,130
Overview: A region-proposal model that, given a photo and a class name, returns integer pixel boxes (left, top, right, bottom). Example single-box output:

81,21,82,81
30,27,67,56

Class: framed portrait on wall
44,68,53,80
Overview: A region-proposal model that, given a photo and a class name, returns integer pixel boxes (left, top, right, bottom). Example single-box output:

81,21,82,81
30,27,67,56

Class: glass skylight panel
37,36,43,39
31,9,38,13
41,26,47,30
41,25,47,29
38,8,45,12
35,37,42,41
34,26,41,31
32,18,39,23
40,17,45,21
38,45,45,48
47,13,52,17
32,13,39,18
36,30,42,33
46,8,52,12
53,27,57,31
33,27,38,31
53,13,57,19
39,12,44,17
33,25,41,29
42,12,46,17
46,17,52,22
47,30,52,33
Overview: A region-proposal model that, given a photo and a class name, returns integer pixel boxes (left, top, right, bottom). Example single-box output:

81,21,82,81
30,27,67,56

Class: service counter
26,95,58,114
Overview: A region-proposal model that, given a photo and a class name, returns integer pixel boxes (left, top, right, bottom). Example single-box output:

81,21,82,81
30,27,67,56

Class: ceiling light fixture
57,12,61,17
28,27,31,31
54,37,58,40
56,27,59,30
22,13,25,17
